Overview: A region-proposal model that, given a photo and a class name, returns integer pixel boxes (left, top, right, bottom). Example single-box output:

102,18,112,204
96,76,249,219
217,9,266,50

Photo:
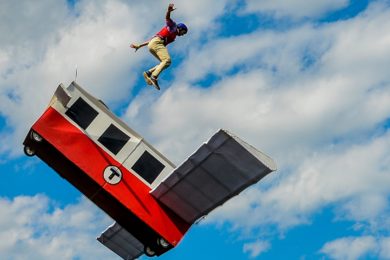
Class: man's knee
163,58,172,68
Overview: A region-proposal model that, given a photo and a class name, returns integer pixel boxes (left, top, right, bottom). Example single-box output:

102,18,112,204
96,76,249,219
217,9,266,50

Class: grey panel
53,84,71,107
202,153,248,191
151,129,277,224
97,222,144,260
160,188,199,222
184,167,229,204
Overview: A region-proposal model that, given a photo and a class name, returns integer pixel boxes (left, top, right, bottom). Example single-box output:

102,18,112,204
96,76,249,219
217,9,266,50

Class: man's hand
168,3,176,12
130,43,140,52
130,41,149,52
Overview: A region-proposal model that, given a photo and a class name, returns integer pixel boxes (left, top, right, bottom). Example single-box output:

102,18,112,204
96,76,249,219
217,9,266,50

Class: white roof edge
66,81,176,168
221,129,277,171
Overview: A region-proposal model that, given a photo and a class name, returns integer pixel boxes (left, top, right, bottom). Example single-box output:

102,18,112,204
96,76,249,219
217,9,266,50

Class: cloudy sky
1,0,390,259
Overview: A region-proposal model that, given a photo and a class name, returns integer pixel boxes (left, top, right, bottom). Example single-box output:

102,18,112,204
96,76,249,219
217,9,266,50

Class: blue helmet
177,23,188,33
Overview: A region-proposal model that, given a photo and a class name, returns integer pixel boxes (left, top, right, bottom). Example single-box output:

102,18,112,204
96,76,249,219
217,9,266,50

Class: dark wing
151,129,277,224
97,222,144,260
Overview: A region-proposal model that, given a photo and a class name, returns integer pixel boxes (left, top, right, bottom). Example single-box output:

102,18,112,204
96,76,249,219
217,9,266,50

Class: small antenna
75,65,78,82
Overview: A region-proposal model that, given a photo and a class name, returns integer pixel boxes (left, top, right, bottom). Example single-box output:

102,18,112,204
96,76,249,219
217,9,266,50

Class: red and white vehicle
23,82,276,259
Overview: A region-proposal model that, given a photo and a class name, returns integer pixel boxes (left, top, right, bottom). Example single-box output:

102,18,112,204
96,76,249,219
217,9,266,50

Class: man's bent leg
148,38,171,79
152,48,171,78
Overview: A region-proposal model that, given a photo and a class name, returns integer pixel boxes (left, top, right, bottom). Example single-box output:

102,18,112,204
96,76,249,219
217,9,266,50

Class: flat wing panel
151,129,277,224
97,222,144,260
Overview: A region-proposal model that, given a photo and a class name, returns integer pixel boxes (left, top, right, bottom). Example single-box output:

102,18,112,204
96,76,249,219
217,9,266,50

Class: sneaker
143,71,152,85
150,76,160,90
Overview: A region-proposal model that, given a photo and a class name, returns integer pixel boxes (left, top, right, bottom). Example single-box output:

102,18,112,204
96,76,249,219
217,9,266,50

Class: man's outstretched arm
131,3,176,52
130,41,149,52
166,3,176,20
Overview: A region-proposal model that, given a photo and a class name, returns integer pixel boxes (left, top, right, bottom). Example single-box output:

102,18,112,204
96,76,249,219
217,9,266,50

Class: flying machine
23,82,276,259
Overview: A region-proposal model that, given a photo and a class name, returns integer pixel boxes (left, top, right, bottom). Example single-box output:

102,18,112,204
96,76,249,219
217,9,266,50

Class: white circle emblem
103,166,122,185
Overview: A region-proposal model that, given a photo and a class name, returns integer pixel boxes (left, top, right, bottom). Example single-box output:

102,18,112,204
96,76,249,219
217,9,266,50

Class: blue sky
1,0,390,259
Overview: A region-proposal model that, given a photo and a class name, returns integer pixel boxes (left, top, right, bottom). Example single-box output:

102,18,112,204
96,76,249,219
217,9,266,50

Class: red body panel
32,107,190,246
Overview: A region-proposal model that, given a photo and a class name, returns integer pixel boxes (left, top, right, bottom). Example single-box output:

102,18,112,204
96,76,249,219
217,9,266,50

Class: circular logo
103,166,122,185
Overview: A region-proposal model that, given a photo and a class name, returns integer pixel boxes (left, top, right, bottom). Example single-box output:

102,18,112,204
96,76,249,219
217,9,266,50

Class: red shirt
156,18,178,46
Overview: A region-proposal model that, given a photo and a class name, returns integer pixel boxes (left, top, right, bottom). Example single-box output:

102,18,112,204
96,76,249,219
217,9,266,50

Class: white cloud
0,0,69,56
337,194,389,223
320,236,377,260
121,6,390,247
2,0,390,257
0,0,153,157
206,131,390,232
0,0,234,158
173,0,230,31
243,240,270,258
380,237,390,259
125,1,390,164
0,195,115,260
320,236,390,260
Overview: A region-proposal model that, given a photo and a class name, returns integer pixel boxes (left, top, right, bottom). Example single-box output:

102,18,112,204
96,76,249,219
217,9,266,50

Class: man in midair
130,3,188,90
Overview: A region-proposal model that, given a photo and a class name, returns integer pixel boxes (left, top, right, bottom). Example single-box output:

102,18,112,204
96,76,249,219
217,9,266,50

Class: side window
65,98,98,130
98,124,130,155
132,151,165,184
